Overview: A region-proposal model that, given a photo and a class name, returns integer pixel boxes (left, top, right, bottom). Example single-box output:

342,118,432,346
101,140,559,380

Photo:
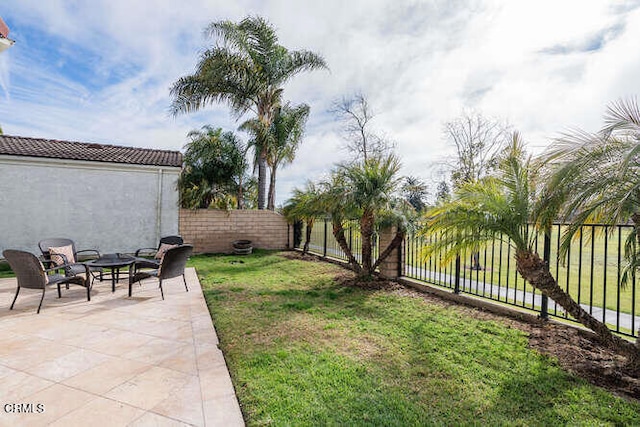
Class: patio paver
0,267,244,427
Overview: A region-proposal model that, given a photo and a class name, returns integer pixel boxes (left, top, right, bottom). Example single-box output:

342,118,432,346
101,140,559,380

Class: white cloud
1,0,640,205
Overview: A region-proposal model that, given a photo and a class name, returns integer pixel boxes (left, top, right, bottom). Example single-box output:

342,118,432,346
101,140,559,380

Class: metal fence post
454,254,461,294
323,219,328,257
540,231,551,320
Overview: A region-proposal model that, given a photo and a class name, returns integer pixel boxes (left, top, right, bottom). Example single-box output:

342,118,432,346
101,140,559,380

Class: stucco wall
0,155,180,256
179,209,290,254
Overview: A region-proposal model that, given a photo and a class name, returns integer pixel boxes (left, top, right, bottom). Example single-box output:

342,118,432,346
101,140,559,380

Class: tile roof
0,135,182,167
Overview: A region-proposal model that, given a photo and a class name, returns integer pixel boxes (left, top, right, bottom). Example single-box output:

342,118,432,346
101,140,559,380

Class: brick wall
179,209,290,254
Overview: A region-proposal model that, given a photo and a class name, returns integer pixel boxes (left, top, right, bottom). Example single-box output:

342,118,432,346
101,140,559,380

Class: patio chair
38,238,102,279
129,244,193,300
3,249,91,313
133,235,184,271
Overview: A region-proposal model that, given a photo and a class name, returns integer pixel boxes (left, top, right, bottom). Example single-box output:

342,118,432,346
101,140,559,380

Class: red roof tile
0,16,9,39
0,135,182,167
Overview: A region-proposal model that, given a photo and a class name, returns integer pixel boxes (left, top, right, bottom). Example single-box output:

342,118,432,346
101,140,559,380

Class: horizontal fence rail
300,220,639,339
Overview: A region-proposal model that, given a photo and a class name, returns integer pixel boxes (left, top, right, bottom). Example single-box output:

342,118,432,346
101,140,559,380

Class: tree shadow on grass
486,362,640,425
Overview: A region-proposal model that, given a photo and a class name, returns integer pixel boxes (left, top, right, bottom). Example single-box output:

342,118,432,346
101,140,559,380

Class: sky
1,0,640,206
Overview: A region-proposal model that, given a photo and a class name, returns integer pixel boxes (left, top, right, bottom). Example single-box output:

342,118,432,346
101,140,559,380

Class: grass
191,250,640,426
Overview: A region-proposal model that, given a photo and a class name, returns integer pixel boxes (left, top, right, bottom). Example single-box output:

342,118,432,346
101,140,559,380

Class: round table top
87,253,135,267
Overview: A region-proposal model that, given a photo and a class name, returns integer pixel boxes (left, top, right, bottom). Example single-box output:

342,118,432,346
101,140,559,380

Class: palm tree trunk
257,153,267,210
515,250,640,368
267,165,277,210
332,218,362,275
360,209,374,276
303,218,314,255
237,176,244,209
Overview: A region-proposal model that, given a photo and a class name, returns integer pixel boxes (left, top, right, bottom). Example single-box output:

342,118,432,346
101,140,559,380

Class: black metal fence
301,220,639,339
303,219,378,263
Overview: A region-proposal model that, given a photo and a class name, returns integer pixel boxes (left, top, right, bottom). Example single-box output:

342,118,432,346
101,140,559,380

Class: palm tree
241,103,310,210
283,181,324,255
540,97,640,353
170,16,327,209
424,132,639,366
321,154,409,277
401,175,428,212
178,126,248,209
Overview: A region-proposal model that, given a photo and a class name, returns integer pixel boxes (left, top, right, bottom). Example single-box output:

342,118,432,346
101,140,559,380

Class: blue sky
1,0,640,205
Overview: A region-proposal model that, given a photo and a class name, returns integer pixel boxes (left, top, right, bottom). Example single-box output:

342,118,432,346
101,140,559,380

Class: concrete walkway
0,268,244,427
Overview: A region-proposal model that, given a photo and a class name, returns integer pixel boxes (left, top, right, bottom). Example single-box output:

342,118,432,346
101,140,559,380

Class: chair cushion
49,245,76,265
155,243,178,260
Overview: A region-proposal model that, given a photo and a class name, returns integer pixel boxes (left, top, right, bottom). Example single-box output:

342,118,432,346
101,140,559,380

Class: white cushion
49,245,75,266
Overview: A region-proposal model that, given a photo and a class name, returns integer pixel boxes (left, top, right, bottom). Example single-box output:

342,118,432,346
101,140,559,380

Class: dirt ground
286,252,640,402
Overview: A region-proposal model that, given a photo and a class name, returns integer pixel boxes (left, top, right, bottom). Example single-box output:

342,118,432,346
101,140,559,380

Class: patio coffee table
87,253,135,292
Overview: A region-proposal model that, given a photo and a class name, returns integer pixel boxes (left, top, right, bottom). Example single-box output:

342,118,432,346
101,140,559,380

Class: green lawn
191,250,640,426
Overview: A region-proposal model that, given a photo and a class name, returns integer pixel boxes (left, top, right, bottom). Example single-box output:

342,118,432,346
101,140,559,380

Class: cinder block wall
179,209,290,254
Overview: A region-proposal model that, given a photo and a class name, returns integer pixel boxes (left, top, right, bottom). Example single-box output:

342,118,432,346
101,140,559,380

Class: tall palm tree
321,154,408,277
267,103,310,210
170,16,327,209
242,103,310,210
540,97,640,352
424,132,639,366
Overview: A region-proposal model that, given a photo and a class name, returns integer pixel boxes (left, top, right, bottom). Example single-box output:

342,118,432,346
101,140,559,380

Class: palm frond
603,96,640,138
421,132,536,265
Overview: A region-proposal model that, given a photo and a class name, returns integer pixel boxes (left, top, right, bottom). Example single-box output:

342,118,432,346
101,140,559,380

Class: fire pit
232,240,253,255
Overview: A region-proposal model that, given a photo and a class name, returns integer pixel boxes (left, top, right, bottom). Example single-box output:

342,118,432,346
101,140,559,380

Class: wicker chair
38,238,102,278
129,244,193,299
3,249,90,313
133,235,184,271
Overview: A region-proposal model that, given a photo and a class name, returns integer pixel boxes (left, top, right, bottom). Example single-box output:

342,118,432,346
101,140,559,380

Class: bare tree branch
332,93,394,161
443,112,511,189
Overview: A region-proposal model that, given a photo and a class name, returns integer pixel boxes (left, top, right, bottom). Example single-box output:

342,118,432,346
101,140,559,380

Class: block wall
378,226,402,279
179,209,290,254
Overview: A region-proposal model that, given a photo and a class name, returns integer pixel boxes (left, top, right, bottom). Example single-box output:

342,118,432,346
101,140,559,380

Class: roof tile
0,135,182,167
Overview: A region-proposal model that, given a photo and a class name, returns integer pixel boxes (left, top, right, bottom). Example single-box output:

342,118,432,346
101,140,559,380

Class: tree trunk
303,218,314,255
257,153,267,210
236,177,244,210
332,218,362,275
360,209,374,276
515,249,640,368
267,165,277,211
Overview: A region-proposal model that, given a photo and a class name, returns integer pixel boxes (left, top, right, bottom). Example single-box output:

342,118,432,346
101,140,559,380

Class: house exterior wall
0,155,180,256
179,209,290,254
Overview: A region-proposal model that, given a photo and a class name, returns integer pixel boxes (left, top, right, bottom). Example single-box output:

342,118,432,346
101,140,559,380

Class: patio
0,267,244,426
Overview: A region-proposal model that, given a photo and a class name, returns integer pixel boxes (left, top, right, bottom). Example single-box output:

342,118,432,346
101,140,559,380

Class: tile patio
0,267,244,426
